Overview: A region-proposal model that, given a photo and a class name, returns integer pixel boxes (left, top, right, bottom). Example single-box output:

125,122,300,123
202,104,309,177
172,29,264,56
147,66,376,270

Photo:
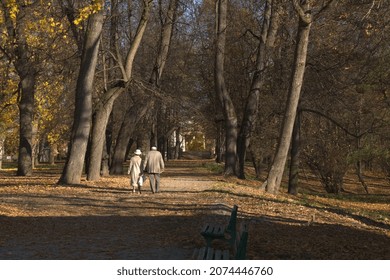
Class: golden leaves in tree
73,0,103,26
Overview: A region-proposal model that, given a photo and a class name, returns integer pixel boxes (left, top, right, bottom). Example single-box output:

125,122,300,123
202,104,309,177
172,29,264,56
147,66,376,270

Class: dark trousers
149,173,160,193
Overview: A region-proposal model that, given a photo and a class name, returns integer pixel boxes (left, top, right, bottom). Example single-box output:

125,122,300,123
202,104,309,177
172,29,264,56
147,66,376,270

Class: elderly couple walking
127,146,164,194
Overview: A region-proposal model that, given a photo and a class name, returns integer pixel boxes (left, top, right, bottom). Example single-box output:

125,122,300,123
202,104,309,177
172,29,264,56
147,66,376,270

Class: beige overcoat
127,155,143,187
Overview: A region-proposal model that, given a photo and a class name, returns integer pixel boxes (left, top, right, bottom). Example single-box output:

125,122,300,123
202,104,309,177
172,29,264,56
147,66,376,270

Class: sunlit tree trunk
264,0,312,194
87,87,123,180
59,3,104,184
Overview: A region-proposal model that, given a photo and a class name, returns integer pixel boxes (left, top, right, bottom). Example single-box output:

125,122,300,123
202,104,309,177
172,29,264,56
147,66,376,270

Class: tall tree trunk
215,0,237,176
59,4,104,184
149,0,179,155
174,127,181,159
264,0,312,194
288,112,300,195
17,71,36,176
355,91,369,194
0,137,4,170
87,0,152,180
87,88,124,180
2,3,37,176
249,146,262,179
150,0,179,86
150,123,157,147
356,137,369,194
110,0,178,173
101,136,110,176
215,120,224,163
237,0,280,179
110,103,151,174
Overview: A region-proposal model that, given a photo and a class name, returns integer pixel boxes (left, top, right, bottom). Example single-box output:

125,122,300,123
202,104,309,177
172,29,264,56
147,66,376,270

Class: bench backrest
233,223,248,260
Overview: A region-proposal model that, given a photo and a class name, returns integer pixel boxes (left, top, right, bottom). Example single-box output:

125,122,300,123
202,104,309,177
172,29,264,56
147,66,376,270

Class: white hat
134,149,142,155
151,146,157,151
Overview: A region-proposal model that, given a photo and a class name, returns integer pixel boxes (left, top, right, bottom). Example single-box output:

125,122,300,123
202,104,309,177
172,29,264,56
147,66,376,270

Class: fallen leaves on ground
0,160,389,259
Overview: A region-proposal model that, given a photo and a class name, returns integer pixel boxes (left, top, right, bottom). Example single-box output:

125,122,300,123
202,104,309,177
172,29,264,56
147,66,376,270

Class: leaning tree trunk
264,0,312,194
215,0,237,176
87,88,124,180
149,0,179,157
87,0,152,180
110,0,178,174
110,102,151,174
237,0,280,179
59,4,104,185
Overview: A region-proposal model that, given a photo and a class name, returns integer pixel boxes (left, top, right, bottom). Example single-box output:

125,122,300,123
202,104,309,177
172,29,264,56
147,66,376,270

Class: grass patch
202,162,224,174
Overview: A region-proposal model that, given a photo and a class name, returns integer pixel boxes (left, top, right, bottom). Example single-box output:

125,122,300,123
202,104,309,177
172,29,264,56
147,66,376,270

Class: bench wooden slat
202,224,225,236
233,224,248,260
206,247,214,260
221,249,230,260
200,205,238,247
200,247,207,259
214,249,222,260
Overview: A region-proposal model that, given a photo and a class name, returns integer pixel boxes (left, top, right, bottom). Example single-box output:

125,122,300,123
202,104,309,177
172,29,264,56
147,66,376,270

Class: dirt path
1,160,389,259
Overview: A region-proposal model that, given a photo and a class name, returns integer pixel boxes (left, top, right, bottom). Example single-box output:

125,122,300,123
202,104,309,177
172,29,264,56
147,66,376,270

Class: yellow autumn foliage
73,0,103,26
35,75,71,145
1,0,75,149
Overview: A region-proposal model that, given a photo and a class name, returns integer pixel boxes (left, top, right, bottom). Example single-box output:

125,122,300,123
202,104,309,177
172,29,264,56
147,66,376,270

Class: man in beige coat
143,146,164,193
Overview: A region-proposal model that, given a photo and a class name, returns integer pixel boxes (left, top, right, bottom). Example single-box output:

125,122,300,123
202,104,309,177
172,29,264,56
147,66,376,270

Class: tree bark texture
215,0,238,176
87,88,124,180
265,0,312,194
59,4,104,184
110,102,151,174
86,0,152,180
2,3,38,176
237,0,280,179
110,0,177,174
149,0,179,160
150,0,179,86
17,71,36,176
288,112,300,195
174,126,181,159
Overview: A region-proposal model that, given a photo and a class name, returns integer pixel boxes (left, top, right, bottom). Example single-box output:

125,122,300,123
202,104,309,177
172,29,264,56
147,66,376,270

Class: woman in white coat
127,149,143,193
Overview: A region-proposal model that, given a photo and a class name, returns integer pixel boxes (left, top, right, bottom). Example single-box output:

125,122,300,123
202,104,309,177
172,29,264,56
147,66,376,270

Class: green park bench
193,223,248,260
192,205,249,260
200,204,238,247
